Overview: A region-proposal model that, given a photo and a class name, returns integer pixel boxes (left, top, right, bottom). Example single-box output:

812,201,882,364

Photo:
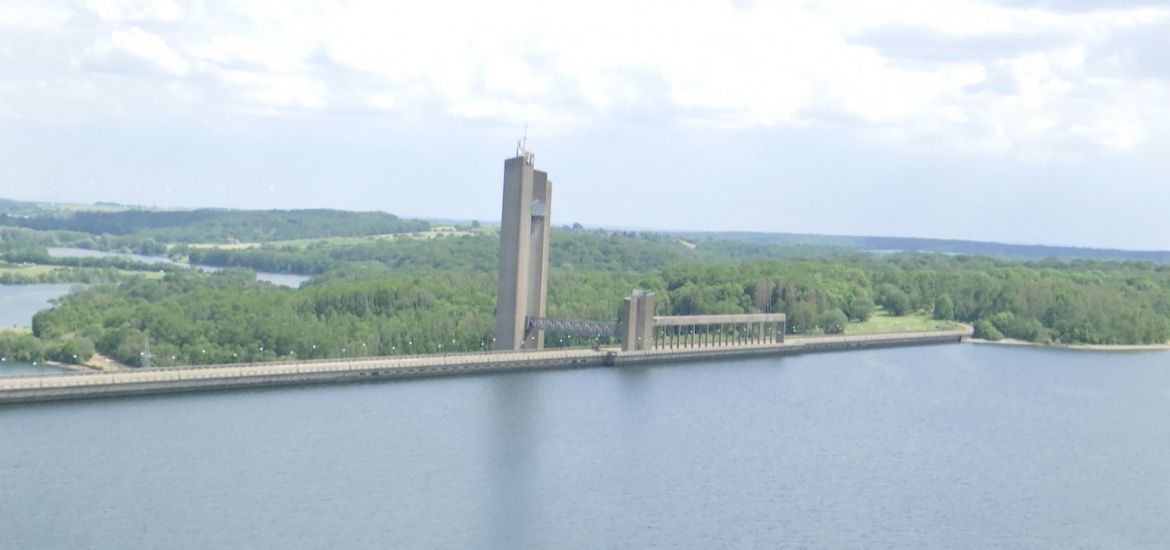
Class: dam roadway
0,329,971,404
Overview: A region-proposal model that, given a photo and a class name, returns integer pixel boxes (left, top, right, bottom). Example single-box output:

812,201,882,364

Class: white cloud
84,26,190,76
0,95,14,118
214,69,326,109
187,37,295,73
292,0,1170,154
83,0,185,23
4,0,1170,157
0,1,72,29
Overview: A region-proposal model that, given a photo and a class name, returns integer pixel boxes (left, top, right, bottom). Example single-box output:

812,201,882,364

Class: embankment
0,329,969,405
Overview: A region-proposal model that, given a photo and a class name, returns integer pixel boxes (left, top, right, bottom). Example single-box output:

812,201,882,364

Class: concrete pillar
495,154,552,351
620,290,655,351
524,170,551,350
620,296,637,352
634,292,654,351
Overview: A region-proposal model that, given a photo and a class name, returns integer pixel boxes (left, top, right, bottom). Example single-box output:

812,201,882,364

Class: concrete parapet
0,329,971,405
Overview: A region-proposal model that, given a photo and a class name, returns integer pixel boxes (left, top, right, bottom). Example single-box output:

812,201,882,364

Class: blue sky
1,0,1169,249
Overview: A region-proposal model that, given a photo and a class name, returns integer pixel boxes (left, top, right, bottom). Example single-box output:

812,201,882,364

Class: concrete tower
495,145,552,350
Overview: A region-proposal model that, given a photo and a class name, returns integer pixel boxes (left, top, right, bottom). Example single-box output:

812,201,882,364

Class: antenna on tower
515,122,534,164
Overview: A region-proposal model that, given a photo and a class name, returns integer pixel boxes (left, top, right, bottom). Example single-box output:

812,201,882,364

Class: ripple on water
1,344,1168,548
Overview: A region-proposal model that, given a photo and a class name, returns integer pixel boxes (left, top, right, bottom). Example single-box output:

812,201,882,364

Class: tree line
0,208,430,251
19,247,1170,367
6,209,1170,366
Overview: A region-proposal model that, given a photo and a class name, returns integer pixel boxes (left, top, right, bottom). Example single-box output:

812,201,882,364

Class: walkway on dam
0,329,971,404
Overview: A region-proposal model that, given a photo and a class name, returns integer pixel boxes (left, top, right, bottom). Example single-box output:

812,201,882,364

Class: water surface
47,247,308,288
0,361,66,376
2,344,1168,548
0,283,74,328
48,247,175,265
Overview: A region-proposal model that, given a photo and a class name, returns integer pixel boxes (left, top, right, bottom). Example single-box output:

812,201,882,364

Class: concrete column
620,296,637,352
524,170,551,350
495,155,552,351
634,292,655,351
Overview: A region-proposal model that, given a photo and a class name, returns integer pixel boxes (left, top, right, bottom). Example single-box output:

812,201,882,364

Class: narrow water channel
47,247,309,287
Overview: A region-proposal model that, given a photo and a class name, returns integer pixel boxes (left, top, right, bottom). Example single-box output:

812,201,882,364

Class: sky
1,0,1169,250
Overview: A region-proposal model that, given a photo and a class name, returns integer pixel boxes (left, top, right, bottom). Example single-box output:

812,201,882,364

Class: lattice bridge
525,316,618,338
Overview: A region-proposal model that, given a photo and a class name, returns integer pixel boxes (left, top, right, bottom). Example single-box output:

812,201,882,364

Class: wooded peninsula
2,204,1168,367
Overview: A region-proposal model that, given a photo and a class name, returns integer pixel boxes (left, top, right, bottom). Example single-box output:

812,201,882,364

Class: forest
0,208,429,254
3,206,1170,366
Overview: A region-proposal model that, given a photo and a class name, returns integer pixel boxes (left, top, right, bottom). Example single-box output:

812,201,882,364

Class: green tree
815,309,848,334
933,294,954,320
973,319,1004,341
876,283,912,316
845,289,876,322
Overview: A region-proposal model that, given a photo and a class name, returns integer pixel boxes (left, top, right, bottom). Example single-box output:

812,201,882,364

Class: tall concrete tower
495,145,552,350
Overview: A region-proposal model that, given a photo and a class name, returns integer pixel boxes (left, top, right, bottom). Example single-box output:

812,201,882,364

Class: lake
0,252,309,330
47,247,310,288
0,283,74,328
0,361,66,376
2,344,1167,548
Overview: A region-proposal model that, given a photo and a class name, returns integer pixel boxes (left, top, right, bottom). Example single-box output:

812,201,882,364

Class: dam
1,150,972,405
0,329,969,404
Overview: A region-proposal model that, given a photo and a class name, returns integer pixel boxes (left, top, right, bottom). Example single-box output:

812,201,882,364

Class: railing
0,347,613,392
787,328,971,346
1,329,971,394
612,328,970,358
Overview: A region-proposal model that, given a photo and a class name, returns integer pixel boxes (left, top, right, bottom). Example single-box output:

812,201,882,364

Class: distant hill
0,199,430,244
675,231,1170,263
2,196,1165,262
0,198,43,216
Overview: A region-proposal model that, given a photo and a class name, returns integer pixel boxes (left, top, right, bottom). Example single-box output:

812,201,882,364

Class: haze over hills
675,231,1170,263
2,197,1165,263
4,195,1170,363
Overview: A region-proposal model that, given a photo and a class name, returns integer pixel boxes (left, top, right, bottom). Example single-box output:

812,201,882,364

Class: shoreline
965,337,1170,352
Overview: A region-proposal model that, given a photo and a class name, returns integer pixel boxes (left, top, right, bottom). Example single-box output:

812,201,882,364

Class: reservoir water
46,247,310,288
0,283,74,328
2,344,1168,548
0,361,66,376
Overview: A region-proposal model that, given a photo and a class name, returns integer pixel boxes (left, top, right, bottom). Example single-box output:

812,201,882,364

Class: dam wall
612,330,967,366
1,329,970,405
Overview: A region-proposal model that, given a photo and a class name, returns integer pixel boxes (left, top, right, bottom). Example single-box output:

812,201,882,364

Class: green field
844,310,961,335
0,263,164,280
183,225,476,250
0,263,61,276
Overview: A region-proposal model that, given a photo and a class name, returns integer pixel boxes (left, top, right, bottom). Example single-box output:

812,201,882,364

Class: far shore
965,337,1170,352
